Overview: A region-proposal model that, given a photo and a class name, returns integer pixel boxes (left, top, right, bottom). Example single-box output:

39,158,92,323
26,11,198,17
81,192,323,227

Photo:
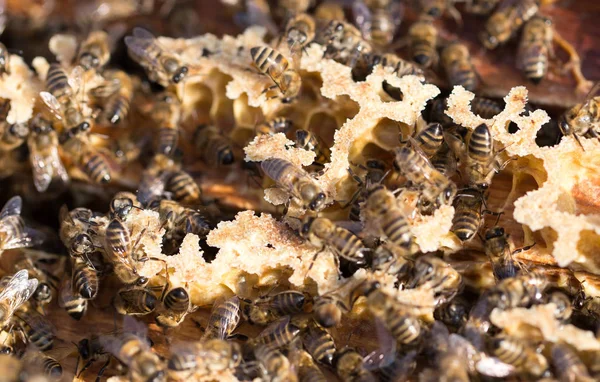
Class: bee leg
305,247,325,279
95,358,111,382
513,242,536,254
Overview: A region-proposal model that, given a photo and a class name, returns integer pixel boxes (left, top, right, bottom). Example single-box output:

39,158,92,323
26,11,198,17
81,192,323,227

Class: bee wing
574,81,600,117
0,270,38,316
238,0,279,36
388,1,404,29
39,92,63,121
125,33,162,72
407,136,437,174
363,316,397,370
352,0,372,40
68,66,85,95
122,315,150,344
0,196,22,218
476,355,516,378
208,296,240,340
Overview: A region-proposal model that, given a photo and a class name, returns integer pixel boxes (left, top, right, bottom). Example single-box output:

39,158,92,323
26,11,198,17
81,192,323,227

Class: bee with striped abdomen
244,290,306,325
156,286,195,328
58,276,87,320
194,124,235,166
408,16,438,68
441,42,478,91
166,170,202,205
451,189,484,242
558,82,600,149
413,122,444,158
255,117,293,136
490,335,548,377
27,115,69,193
203,296,241,340
480,0,539,50
250,46,302,103
71,256,99,300
295,129,330,166
517,15,553,84
352,0,403,49
113,286,158,316
409,255,462,306
100,70,134,125
77,30,111,71
302,320,336,366
152,91,181,156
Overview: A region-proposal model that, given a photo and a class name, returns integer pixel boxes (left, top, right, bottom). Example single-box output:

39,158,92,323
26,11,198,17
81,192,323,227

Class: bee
152,91,181,156
194,124,235,166
483,226,535,280
58,205,96,251
355,52,424,83
302,321,336,366
244,290,306,325
551,342,593,382
441,42,478,91
137,154,180,207
27,115,69,193
250,46,301,103
490,335,548,377
408,16,438,68
251,315,302,349
77,30,111,71
155,287,194,328
300,216,369,272
125,27,188,84
203,296,241,340
517,16,553,84
0,270,39,329
114,286,158,316
44,63,74,105
155,199,210,240
558,82,600,149
418,0,460,20
282,13,316,55
101,70,134,125
347,159,387,222
394,143,457,212
13,257,54,314
292,348,328,382
168,339,241,378
465,0,500,14
363,185,414,253
431,141,458,179
254,343,298,382
414,122,444,158
321,20,372,67
58,277,87,320
71,256,99,300
0,43,9,76
352,0,403,49
1,196,45,254
104,218,147,285
451,189,484,242
334,348,377,382
492,272,547,310
101,320,166,382
295,129,330,166
313,281,363,328
480,0,539,50
471,96,504,119
261,158,326,211
255,117,293,136
464,123,506,189
409,255,462,306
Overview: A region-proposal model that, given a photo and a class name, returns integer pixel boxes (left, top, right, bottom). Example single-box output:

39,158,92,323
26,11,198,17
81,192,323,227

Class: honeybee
203,296,241,340
517,15,553,84
320,20,372,67
80,148,113,184
431,140,458,178
346,159,387,221
251,315,302,349
0,196,44,254
27,115,69,193
114,286,158,316
464,123,506,189
137,154,180,206
414,122,444,158
302,320,336,366
152,91,181,156
166,170,202,205
13,255,55,314
168,339,241,379
100,70,134,125
434,295,470,329
58,205,97,251
492,272,547,310
194,124,235,166
301,216,370,273
409,255,462,306
0,270,38,329
44,63,74,105
441,42,478,91
71,256,99,300
101,319,166,382
363,185,414,254
408,16,438,68
551,342,593,382
418,0,461,21
0,43,9,76
480,0,539,50
451,189,484,242
490,335,548,377
254,343,298,382
558,82,600,149
465,0,500,14
155,199,210,241
472,96,504,119
352,0,404,49
58,277,88,320
313,281,363,328
16,307,55,351
244,290,306,325
255,117,293,136
484,226,535,280
125,27,188,84
547,291,572,323
394,143,457,212
104,218,148,285
250,46,301,103
282,13,316,55
355,52,424,84
295,129,330,166
77,30,111,71
261,158,326,211
334,348,377,382
155,286,194,328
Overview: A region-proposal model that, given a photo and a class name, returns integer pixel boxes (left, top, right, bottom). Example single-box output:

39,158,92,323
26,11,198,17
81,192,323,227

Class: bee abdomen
415,123,443,157
468,123,493,162
106,219,129,257
167,171,201,203
164,287,190,313
329,228,365,264
451,210,481,241
157,126,178,156
381,211,412,248
42,356,62,378
46,64,72,102
250,46,288,78
262,158,296,188
271,291,305,315
73,261,99,299
385,310,420,344
26,327,54,351
521,53,547,83
105,94,131,124
82,152,111,184
450,65,478,90
168,353,197,372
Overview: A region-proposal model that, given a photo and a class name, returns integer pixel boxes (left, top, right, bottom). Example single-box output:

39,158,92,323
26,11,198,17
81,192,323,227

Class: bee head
172,66,188,83
484,226,505,240
79,52,100,70
309,192,326,211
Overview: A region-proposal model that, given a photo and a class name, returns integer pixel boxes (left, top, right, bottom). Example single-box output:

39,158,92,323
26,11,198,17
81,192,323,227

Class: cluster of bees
0,0,596,381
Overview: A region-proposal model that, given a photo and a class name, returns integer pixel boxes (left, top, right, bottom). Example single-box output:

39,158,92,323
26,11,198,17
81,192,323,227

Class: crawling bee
75,334,110,380
334,347,377,382
109,192,142,221
80,148,113,184
320,20,372,67
492,272,547,310
16,307,55,351
464,123,507,189
301,216,369,272
155,199,210,241
434,295,470,329
480,0,539,50
21,350,63,379
251,46,301,103
302,320,336,366
517,15,553,84
203,296,241,340
290,347,328,382
0,197,44,254
72,256,99,300
58,205,97,251
313,280,363,328
194,124,235,166
451,189,484,242
251,315,301,349
254,343,297,382
394,144,457,213
58,276,88,320
243,290,306,325
558,82,600,149
255,117,293,136
104,218,148,285
125,27,188,84
77,30,111,71
155,286,195,328
483,226,535,280
152,91,181,156
352,0,403,49
295,129,330,166
13,253,56,313
168,339,241,379
441,42,478,91
490,335,548,377
281,13,316,55
408,16,438,68
409,255,462,306
261,158,326,211
114,286,158,316
0,270,38,328
363,185,415,254
27,115,69,193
